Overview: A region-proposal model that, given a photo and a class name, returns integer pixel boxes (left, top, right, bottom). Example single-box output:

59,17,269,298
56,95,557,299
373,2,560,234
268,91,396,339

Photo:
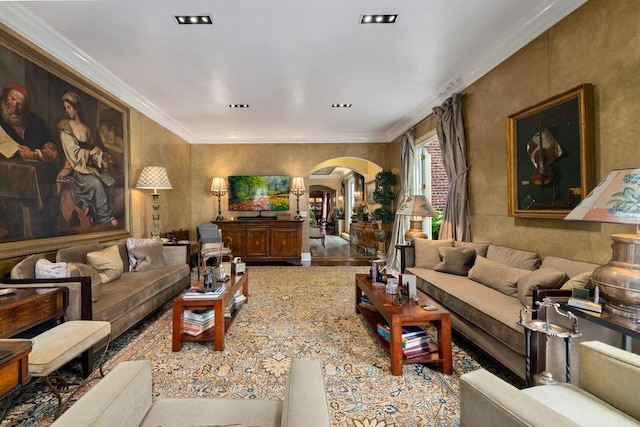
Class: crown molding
0,3,194,142
386,0,587,143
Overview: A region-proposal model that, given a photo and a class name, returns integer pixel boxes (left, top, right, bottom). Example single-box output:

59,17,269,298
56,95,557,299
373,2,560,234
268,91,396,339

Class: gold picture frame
0,24,131,259
365,180,376,204
507,84,595,219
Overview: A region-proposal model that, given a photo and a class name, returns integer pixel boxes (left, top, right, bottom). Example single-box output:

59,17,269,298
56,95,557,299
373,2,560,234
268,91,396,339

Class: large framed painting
507,84,595,219
0,25,130,259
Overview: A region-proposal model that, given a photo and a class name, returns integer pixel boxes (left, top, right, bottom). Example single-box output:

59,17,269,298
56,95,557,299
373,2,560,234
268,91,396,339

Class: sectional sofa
399,238,600,382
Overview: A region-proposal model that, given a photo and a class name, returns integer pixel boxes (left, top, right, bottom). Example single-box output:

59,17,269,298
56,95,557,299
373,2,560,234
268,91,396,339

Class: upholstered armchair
197,223,232,272
460,340,640,426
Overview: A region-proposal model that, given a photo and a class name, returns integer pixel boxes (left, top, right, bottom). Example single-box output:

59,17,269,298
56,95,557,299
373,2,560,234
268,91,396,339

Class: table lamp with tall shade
565,167,640,318
211,177,227,221
290,177,305,220
396,195,438,244
136,166,172,239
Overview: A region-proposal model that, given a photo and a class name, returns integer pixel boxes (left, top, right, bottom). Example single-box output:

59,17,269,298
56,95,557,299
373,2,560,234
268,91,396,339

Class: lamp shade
210,177,227,195
291,176,305,196
396,195,437,217
565,167,640,319
565,168,640,224
136,166,172,192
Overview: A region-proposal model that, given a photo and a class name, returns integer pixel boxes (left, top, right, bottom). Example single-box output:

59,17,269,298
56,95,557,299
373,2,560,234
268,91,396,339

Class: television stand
213,219,302,264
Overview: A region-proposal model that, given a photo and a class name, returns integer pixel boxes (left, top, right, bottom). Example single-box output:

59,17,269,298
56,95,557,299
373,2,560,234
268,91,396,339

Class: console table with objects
0,287,67,400
172,272,249,352
355,274,453,376
213,220,302,265
562,303,640,351
0,287,67,338
352,221,378,256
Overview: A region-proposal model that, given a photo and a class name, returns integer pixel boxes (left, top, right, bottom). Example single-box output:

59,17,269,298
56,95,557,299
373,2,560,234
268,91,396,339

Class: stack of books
183,309,215,336
358,295,377,312
183,284,226,299
377,323,432,359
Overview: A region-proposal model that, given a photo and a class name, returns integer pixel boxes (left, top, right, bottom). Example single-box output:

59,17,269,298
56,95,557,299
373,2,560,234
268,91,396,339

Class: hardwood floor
310,234,375,266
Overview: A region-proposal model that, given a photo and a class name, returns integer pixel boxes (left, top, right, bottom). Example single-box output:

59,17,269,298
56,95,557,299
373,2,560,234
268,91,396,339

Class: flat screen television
228,176,290,211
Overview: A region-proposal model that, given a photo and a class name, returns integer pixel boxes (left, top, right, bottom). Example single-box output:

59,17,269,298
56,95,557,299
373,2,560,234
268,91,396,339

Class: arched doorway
308,157,383,265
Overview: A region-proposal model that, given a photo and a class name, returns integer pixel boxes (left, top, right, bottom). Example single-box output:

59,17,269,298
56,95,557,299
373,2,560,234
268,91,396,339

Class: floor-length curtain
385,129,415,271
433,93,471,242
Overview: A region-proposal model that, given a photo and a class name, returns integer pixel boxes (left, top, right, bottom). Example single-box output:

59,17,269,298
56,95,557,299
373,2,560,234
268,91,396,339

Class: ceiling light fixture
360,14,398,24
175,15,212,25
332,103,352,108
229,104,249,108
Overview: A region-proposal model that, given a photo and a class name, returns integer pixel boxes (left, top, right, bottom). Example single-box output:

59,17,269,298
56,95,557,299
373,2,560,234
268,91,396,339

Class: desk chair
197,224,233,275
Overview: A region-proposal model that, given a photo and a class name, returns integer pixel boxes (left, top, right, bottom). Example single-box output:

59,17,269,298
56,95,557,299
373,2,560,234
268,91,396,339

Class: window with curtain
414,130,447,239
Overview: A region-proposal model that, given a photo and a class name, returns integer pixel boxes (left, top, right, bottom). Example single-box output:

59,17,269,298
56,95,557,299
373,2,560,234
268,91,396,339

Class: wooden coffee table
172,272,249,352
355,274,453,376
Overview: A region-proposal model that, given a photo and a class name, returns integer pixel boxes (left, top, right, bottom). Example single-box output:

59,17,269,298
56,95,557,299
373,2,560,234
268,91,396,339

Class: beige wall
404,0,640,264
130,112,191,239
189,143,390,252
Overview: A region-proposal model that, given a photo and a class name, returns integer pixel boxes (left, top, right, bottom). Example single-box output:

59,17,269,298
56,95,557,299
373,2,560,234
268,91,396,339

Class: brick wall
425,142,449,212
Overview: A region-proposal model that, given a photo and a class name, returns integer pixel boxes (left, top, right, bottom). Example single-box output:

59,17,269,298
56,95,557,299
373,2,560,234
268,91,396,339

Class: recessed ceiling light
229,104,249,108
332,103,352,108
175,15,212,25
360,14,398,24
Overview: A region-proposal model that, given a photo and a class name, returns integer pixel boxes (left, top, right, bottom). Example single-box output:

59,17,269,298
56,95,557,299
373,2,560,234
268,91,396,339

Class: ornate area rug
2,266,517,426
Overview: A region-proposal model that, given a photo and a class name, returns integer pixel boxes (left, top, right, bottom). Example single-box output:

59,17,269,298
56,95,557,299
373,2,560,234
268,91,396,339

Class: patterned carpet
2,266,518,426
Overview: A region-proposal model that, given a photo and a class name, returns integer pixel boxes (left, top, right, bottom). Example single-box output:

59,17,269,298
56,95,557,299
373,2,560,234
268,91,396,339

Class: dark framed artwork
507,84,595,219
0,25,130,259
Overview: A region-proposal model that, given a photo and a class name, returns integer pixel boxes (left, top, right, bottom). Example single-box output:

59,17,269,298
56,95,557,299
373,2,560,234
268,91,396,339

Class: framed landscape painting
507,84,595,219
0,25,130,259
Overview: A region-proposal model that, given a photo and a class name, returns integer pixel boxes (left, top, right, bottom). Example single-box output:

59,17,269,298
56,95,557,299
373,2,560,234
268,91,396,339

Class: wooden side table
172,272,249,352
355,274,453,376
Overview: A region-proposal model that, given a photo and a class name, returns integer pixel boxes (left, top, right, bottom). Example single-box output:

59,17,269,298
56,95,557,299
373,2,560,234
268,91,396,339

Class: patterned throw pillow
125,238,158,272
130,242,166,272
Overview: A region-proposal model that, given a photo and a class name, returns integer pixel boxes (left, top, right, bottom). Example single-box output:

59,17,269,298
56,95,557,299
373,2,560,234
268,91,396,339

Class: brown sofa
399,239,600,383
3,240,190,341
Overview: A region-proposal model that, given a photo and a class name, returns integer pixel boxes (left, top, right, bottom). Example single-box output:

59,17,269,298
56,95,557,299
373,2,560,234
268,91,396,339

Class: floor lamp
291,177,305,220
396,195,437,244
211,177,227,221
136,166,173,239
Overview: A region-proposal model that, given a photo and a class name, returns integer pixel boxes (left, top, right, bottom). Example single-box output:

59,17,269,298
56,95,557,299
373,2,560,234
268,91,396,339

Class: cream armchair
460,341,640,427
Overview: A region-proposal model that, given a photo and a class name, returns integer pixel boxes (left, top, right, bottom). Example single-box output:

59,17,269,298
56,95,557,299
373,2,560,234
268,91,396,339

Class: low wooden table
355,274,453,376
172,272,249,352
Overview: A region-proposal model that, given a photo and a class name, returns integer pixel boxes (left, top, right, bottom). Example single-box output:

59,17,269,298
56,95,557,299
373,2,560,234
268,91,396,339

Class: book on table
184,309,214,322
183,317,215,336
377,323,428,340
183,285,226,299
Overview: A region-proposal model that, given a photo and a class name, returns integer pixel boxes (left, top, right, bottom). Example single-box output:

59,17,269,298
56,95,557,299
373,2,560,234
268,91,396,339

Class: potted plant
371,170,396,246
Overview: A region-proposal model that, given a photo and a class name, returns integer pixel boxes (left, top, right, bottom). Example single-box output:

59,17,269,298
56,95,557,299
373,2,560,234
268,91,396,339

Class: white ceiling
0,0,586,144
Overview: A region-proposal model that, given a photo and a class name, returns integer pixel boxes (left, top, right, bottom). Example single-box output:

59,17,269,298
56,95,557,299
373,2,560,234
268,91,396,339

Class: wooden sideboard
213,220,303,265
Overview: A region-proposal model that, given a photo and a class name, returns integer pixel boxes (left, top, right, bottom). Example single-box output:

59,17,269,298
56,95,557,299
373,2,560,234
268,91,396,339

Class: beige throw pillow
68,262,104,302
486,245,541,270
517,267,568,306
130,242,166,272
414,238,454,269
454,241,490,258
560,271,594,290
87,245,124,284
11,254,46,279
468,256,530,296
434,247,476,276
